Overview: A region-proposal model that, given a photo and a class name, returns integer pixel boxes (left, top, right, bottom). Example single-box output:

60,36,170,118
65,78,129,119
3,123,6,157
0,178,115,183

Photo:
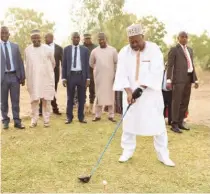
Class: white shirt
48,42,55,54
0,40,15,72
71,45,82,71
180,44,193,73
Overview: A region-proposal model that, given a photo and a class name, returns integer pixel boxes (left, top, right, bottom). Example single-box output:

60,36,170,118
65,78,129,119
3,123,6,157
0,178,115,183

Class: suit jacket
1,42,25,84
54,44,63,83
62,45,90,82
167,44,198,84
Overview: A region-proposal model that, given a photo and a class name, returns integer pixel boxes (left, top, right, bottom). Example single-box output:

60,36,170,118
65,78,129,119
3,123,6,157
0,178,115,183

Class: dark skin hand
20,80,25,86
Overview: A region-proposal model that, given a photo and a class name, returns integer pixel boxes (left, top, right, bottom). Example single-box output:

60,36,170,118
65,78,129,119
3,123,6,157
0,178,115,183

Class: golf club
78,103,132,183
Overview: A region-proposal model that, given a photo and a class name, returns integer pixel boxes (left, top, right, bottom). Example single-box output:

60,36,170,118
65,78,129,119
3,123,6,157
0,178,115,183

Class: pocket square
142,60,150,62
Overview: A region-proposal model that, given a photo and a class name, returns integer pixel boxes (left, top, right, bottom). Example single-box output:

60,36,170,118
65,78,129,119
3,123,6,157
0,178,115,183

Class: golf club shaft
90,104,131,176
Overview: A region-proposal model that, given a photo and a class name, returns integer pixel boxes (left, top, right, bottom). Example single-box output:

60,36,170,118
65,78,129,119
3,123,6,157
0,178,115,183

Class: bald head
178,31,188,46
71,32,80,46
1,26,10,42
45,33,54,45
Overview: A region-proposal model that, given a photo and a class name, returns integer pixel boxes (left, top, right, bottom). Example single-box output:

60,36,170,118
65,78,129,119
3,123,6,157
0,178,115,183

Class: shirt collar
1,40,9,45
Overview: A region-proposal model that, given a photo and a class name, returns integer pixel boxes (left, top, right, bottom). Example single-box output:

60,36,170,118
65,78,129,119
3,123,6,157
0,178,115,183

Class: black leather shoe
171,126,182,133
53,111,62,115
14,123,25,129
108,118,117,122
65,120,72,124
92,117,101,122
79,120,87,124
3,123,9,129
179,124,190,130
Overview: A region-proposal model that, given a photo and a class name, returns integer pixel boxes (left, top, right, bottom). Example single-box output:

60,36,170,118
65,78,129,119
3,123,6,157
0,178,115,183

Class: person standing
166,31,199,133
25,30,55,128
39,33,63,116
62,32,90,124
113,24,175,166
1,26,25,129
83,33,97,113
89,32,118,122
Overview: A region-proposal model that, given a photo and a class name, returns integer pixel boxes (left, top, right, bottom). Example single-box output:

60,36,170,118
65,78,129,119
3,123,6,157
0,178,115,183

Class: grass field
1,113,210,193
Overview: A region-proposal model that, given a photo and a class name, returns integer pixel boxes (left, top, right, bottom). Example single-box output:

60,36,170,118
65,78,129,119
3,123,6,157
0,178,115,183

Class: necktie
73,46,77,68
4,42,11,71
135,50,140,81
183,46,190,69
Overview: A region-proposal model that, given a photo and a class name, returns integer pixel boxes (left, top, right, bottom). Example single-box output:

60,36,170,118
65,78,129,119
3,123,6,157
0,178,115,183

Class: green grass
1,114,210,193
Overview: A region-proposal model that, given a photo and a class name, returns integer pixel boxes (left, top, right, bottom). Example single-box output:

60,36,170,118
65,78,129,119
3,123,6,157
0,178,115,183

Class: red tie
183,46,191,69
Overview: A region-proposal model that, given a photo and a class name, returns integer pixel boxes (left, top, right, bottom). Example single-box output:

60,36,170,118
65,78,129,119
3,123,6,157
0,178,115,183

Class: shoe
79,120,87,124
179,124,190,130
158,157,175,167
3,123,9,130
170,126,182,133
44,122,50,128
14,123,25,129
65,120,72,124
118,155,132,163
108,117,116,122
39,113,42,116
30,123,37,128
92,117,101,122
53,111,62,115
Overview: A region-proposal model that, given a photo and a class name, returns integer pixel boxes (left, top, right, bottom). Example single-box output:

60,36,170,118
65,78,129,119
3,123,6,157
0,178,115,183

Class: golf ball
103,180,107,185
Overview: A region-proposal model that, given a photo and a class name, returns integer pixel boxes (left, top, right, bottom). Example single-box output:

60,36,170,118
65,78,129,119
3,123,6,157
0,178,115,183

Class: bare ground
6,70,210,127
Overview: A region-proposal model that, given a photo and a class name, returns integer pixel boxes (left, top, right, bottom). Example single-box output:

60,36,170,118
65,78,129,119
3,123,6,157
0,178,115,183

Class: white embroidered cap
126,24,144,37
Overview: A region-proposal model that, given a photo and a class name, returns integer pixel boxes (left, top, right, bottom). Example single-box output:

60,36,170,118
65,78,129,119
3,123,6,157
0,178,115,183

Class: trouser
121,131,169,160
31,99,51,124
162,90,172,124
95,105,114,118
1,73,21,125
39,81,59,114
171,74,192,126
66,72,86,121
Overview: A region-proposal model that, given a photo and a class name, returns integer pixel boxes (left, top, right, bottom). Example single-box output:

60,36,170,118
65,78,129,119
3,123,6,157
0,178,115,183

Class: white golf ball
103,180,107,185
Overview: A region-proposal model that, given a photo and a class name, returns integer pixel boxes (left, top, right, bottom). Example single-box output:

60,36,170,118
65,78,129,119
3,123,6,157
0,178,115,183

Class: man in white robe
113,24,175,167
25,30,55,128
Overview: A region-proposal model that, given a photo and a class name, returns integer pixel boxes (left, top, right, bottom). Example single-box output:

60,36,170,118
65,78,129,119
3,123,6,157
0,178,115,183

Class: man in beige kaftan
89,33,118,122
113,24,175,167
25,30,55,127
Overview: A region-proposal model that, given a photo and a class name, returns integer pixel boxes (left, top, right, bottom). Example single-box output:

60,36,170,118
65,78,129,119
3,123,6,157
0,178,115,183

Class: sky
0,0,210,44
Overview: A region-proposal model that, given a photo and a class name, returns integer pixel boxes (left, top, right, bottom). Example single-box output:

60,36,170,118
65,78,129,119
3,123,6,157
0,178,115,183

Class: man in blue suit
62,32,90,124
1,26,25,129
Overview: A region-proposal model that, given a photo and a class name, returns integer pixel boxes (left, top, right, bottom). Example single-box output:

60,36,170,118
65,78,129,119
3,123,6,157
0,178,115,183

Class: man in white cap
113,24,175,166
25,29,55,128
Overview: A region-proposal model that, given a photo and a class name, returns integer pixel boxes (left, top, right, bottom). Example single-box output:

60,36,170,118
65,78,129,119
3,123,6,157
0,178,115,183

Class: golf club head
78,175,91,183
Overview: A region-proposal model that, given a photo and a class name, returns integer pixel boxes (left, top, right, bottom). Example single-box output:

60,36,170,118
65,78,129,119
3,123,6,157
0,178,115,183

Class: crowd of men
1,23,200,166
1,25,198,133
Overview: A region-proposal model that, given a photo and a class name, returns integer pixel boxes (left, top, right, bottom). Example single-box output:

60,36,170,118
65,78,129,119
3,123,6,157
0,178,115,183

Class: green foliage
2,8,55,55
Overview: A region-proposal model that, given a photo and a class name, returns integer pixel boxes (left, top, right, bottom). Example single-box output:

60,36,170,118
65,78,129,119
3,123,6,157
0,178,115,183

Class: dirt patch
4,71,210,127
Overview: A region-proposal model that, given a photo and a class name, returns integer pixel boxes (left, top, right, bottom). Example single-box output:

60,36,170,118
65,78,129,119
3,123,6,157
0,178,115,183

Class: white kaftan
113,41,166,136
25,44,56,102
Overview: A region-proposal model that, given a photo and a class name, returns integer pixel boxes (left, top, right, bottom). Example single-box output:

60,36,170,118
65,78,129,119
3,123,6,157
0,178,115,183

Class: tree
1,8,55,55
171,32,210,70
69,0,167,53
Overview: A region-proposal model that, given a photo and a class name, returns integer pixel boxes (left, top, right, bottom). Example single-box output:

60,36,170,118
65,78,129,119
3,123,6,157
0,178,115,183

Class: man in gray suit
1,26,25,129
166,31,199,133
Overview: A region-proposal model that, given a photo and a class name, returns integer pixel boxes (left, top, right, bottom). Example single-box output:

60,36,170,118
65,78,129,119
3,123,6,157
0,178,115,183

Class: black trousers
162,90,172,125
39,81,59,114
66,72,86,121
171,74,192,126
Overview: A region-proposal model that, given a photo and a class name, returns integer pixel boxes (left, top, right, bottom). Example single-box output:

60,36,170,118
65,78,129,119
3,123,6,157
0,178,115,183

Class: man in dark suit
83,33,97,113
39,33,63,116
166,31,199,133
62,32,90,124
1,26,25,129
